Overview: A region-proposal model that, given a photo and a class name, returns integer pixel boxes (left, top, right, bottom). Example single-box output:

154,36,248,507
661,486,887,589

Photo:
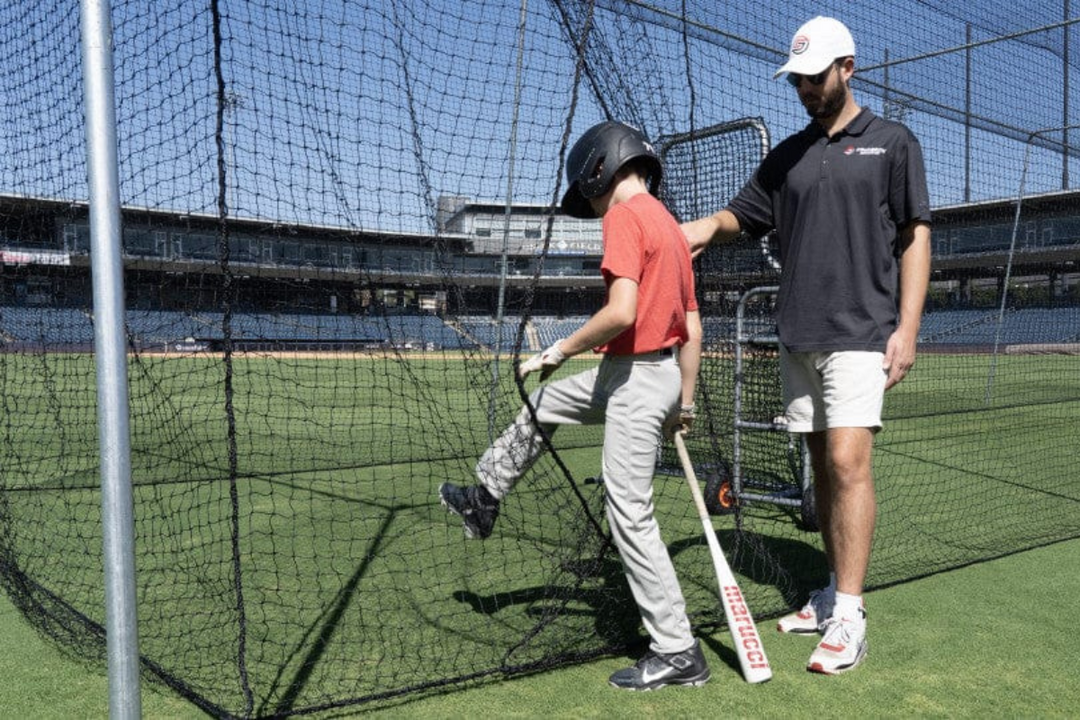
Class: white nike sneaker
807,606,868,675
777,587,834,634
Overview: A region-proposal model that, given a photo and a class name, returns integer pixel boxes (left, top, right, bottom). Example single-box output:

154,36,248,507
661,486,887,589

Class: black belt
608,347,674,359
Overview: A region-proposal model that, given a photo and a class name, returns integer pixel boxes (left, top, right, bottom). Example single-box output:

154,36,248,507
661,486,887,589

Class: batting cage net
1,0,1078,716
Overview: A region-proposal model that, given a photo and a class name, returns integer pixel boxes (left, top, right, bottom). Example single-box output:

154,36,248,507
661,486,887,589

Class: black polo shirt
727,108,932,352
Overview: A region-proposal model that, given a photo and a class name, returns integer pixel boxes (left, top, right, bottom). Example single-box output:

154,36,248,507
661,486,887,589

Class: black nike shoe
438,483,499,539
608,639,710,691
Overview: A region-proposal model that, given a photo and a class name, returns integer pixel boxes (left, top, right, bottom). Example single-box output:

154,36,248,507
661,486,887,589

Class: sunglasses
786,65,833,88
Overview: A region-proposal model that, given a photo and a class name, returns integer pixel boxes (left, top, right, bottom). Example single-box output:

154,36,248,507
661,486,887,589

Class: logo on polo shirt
844,145,887,156
792,35,809,54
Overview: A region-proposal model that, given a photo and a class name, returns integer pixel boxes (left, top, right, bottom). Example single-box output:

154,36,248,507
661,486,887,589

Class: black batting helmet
560,121,662,219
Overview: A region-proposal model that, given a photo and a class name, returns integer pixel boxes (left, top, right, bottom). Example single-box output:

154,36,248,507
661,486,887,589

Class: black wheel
704,467,737,516
798,483,819,532
789,434,818,531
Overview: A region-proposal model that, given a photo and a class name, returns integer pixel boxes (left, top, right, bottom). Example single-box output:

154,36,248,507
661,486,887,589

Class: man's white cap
773,16,855,79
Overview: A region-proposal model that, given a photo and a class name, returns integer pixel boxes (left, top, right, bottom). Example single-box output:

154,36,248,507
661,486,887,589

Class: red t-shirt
598,193,698,356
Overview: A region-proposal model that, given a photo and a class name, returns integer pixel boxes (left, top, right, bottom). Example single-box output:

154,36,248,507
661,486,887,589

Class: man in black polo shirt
683,16,931,675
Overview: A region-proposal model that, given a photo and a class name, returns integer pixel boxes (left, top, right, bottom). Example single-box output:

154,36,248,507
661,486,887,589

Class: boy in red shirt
439,121,706,690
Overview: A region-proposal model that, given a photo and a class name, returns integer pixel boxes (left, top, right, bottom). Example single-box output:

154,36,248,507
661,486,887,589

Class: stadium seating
919,307,1080,345
3,306,1078,352
532,316,588,348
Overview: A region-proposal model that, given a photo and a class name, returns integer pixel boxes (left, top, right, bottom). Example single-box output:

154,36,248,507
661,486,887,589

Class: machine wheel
798,484,819,532
704,468,737,516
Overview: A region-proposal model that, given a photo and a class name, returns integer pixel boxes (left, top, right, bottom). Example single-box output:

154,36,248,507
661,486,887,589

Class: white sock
834,591,863,620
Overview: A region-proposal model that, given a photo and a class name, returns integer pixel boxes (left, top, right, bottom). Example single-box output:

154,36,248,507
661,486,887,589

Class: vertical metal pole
882,48,890,118
1063,0,1071,189
495,0,529,338
489,0,528,440
986,133,1034,406
80,1,142,718
965,23,972,202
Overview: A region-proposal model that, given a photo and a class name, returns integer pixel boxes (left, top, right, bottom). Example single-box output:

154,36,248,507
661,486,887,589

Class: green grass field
2,538,1077,718
1,349,1078,717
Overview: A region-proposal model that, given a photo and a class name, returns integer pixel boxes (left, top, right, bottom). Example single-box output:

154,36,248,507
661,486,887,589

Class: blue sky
2,0,1077,234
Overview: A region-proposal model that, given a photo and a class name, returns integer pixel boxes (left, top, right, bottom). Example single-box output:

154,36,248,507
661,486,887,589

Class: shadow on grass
450,551,642,651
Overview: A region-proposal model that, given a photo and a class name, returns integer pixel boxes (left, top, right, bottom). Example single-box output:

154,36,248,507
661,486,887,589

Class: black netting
0,1,1078,716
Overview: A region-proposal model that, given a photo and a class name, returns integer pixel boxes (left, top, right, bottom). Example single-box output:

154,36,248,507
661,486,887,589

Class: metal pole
489,0,528,441
495,0,529,338
965,23,972,202
985,136,1031,406
882,48,890,118
1064,0,1071,189
80,1,142,718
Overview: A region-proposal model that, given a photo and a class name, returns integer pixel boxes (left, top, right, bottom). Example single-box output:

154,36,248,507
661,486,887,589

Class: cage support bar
79,1,142,717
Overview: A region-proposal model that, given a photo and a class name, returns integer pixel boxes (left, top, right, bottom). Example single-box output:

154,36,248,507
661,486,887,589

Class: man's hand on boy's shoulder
680,221,710,258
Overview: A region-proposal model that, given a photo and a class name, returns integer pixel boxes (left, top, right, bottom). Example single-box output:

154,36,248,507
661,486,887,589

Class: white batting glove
518,340,567,381
664,403,697,440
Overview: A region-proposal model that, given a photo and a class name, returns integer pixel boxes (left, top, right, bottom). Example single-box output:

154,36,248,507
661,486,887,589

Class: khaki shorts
780,347,887,433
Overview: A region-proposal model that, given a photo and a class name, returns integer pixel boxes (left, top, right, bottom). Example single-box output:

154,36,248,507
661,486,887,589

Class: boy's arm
663,309,701,437
679,310,702,408
560,277,637,354
519,278,637,381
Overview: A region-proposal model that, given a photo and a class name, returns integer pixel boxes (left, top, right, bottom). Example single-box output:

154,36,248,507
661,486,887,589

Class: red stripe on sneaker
819,642,845,652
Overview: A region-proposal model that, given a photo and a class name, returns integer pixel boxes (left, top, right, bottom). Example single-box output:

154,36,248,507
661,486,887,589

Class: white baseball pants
475,351,695,654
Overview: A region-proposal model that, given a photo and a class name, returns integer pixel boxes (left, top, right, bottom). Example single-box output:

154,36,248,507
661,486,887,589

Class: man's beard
802,82,847,120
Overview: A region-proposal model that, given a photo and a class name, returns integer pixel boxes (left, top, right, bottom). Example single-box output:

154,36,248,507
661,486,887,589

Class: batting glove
518,340,567,381
664,403,696,440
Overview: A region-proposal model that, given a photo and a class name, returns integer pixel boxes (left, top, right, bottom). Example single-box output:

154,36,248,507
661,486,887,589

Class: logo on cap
791,35,810,54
